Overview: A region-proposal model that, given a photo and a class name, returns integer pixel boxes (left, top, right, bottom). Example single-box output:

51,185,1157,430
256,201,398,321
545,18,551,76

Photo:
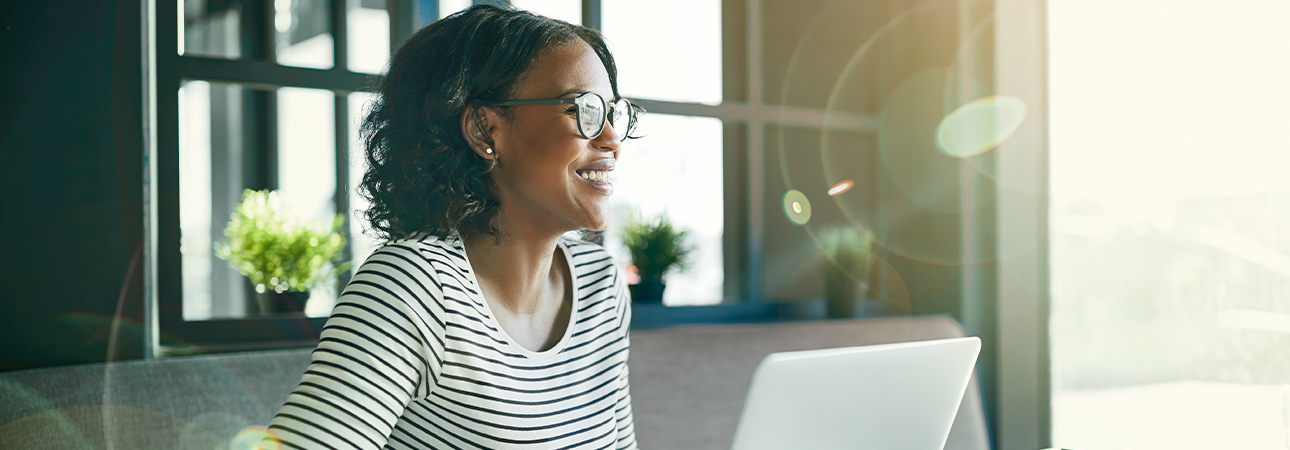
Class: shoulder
561,234,626,294
361,232,462,270
338,233,453,337
561,233,617,272
560,234,632,335
344,232,463,305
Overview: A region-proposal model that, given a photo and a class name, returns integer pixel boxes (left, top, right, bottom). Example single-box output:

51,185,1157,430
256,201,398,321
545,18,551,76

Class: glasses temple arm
496,98,579,106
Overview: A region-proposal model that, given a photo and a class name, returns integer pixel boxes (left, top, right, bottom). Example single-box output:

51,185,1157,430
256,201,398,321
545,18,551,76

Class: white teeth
579,170,611,183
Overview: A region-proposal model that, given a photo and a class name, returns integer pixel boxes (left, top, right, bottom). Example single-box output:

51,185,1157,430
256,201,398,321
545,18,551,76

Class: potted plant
215,189,352,315
618,212,693,304
818,226,876,318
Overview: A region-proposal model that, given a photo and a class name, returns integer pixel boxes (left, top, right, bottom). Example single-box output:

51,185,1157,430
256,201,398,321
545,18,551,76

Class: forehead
512,40,613,100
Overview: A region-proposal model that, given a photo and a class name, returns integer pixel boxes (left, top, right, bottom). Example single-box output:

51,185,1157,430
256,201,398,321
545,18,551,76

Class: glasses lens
610,99,631,137
622,100,639,138
577,94,606,138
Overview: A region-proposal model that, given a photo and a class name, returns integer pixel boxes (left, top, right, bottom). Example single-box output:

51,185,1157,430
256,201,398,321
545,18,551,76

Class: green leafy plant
618,211,693,283
818,225,876,282
214,189,352,294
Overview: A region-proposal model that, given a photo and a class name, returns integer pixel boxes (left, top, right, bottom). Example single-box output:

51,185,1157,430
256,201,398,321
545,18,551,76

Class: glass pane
347,0,389,74
1050,1,1290,449
277,87,339,317
180,80,251,320
603,0,721,105
603,114,723,306
509,0,580,25
438,0,471,20
181,0,242,58
276,0,335,69
348,92,382,269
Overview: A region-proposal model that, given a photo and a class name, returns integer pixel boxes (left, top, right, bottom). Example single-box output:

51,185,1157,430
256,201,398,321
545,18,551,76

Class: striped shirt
263,232,637,450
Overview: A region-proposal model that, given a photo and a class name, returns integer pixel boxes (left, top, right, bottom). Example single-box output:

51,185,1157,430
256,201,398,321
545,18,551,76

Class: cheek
506,113,584,187
512,140,578,190
528,129,583,171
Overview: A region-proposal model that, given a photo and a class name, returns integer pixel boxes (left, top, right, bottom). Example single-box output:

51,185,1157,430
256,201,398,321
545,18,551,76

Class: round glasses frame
497,92,644,141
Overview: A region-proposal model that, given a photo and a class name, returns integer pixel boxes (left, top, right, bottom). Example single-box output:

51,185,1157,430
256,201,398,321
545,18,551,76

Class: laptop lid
730,336,982,450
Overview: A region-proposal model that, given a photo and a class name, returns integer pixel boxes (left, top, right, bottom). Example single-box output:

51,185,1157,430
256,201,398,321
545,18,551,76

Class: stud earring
485,148,493,154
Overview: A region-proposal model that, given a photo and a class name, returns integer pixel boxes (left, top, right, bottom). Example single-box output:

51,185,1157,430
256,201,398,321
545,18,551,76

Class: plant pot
628,279,666,304
824,268,868,319
253,290,310,315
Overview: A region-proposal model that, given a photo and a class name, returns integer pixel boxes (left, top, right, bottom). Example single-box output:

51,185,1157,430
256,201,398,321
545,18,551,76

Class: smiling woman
260,5,639,449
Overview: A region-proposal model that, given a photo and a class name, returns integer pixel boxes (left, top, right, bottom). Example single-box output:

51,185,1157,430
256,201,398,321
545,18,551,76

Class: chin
582,221,610,233
574,202,612,232
577,213,611,232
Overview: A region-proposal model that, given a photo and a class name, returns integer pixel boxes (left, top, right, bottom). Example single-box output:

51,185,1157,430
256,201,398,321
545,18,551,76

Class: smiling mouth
576,170,611,183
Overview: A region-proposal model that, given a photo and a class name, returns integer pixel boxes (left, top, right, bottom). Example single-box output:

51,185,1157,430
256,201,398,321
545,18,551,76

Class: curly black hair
358,5,620,245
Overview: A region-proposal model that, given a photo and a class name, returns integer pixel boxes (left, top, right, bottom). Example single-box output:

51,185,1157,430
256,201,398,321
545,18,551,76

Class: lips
575,158,615,195
575,158,616,173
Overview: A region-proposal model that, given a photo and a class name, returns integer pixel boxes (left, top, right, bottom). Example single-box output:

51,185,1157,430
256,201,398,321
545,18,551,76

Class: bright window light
1049,2,1290,449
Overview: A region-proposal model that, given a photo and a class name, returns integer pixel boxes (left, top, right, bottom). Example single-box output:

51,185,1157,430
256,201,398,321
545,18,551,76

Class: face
478,41,622,233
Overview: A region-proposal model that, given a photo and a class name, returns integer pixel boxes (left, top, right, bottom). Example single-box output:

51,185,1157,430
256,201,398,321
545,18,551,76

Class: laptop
730,336,982,450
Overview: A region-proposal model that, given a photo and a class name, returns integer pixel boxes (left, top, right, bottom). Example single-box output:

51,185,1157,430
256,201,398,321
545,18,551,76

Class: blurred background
2,0,1288,449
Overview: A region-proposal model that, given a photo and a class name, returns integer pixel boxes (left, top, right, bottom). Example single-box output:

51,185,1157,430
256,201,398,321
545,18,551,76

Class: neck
462,213,567,317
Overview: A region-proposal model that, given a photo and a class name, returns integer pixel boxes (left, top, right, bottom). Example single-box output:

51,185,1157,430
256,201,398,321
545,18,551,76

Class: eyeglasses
497,92,643,141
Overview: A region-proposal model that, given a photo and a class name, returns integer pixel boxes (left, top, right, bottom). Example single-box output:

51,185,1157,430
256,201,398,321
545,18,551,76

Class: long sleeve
261,243,444,450
614,268,639,449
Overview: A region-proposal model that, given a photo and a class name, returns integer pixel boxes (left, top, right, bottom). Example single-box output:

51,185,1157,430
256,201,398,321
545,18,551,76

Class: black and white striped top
264,232,637,450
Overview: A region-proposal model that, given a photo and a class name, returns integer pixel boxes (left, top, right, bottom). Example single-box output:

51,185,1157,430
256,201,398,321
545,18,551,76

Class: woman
262,5,642,449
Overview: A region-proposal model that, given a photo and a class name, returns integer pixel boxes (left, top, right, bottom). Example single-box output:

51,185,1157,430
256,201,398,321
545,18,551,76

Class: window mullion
745,0,764,303
581,0,601,30
334,94,352,295
388,0,416,55
177,57,372,92
334,0,349,72
238,0,272,60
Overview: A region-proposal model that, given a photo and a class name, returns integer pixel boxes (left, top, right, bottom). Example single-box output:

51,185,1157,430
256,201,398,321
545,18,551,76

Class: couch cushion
627,316,990,450
0,348,312,449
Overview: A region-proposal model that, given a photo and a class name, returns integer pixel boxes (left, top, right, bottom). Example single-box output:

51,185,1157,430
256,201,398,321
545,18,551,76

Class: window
601,0,724,306
158,0,424,353
604,0,721,105
157,0,741,353
1050,1,1290,448
602,114,724,306
163,0,935,352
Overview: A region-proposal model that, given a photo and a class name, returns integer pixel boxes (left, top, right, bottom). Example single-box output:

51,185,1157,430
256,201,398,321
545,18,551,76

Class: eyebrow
558,89,590,98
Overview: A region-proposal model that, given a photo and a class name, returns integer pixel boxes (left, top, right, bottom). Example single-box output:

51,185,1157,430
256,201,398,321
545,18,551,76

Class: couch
0,316,989,449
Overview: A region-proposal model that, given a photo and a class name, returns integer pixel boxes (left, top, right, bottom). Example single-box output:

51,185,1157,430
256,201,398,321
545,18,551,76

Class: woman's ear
461,105,499,161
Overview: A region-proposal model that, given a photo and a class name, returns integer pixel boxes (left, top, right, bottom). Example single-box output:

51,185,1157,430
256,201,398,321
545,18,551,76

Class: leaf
617,211,694,280
213,189,351,292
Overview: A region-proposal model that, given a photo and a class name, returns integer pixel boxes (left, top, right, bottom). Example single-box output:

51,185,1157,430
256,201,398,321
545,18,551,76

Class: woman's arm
260,244,444,450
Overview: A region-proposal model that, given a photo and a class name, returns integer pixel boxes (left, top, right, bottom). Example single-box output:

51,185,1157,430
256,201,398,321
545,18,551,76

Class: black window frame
154,0,442,356
150,0,813,356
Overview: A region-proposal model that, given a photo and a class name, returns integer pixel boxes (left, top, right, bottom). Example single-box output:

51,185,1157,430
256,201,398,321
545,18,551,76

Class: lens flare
934,95,1027,158
232,425,274,450
783,190,812,225
775,0,1032,266
827,180,854,196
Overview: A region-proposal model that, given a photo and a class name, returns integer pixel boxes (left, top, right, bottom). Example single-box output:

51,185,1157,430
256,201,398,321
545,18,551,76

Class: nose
592,117,623,151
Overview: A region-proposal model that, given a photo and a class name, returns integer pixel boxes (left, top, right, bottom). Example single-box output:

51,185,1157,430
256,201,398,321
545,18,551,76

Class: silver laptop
730,337,982,450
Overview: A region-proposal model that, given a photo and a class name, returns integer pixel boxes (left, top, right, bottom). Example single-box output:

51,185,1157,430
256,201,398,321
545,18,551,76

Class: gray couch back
0,316,988,449
628,316,990,450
